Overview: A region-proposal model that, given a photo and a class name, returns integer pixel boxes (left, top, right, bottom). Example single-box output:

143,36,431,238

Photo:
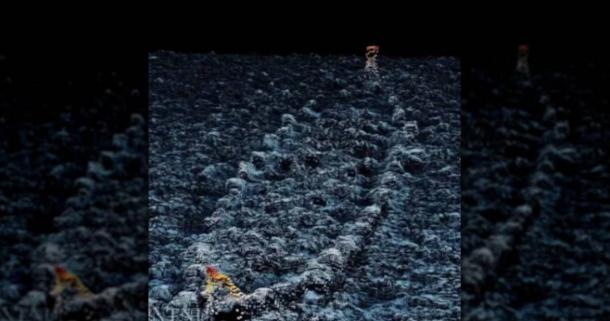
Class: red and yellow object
51,266,93,298
365,45,380,75
366,45,380,57
204,266,243,298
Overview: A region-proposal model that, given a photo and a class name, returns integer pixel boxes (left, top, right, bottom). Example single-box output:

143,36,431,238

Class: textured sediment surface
0,54,148,321
149,52,460,320
462,65,610,320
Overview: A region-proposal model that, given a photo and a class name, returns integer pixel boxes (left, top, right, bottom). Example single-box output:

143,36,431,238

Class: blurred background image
461,44,610,320
0,50,148,321
1,30,609,321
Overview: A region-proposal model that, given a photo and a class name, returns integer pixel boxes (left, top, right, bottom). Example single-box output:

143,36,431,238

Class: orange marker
51,265,92,297
365,45,380,76
204,265,242,297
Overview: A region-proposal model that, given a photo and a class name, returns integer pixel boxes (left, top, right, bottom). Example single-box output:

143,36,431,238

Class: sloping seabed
149,52,460,321
0,55,147,321
462,64,610,320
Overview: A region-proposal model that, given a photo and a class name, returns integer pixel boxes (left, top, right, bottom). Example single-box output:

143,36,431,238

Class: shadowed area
462,59,610,320
0,51,148,321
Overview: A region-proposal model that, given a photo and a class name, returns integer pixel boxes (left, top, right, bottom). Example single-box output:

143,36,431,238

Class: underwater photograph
148,50,461,321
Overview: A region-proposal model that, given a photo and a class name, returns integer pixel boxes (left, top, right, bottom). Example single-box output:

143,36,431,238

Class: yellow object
204,266,242,298
51,266,93,298
205,278,214,293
